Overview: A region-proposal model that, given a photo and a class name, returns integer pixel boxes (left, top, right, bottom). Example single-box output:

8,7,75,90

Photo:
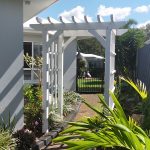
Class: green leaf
61,126,87,134
53,135,81,142
120,77,147,101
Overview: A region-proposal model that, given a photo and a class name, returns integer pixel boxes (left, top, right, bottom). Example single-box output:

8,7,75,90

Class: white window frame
23,41,42,84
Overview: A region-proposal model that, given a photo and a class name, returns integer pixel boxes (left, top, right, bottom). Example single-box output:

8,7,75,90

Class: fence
76,68,104,93
137,43,150,90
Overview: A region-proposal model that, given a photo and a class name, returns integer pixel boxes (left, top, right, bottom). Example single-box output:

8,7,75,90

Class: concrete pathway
45,94,100,150
74,94,101,121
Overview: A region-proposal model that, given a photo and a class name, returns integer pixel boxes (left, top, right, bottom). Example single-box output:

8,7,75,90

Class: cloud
134,5,150,13
97,5,131,21
136,20,150,28
59,6,92,23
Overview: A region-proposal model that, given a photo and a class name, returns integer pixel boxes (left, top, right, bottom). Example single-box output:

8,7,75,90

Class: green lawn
77,78,104,93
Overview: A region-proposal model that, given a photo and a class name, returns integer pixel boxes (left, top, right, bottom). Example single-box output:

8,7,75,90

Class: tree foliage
77,38,105,56
116,28,145,80
140,23,150,41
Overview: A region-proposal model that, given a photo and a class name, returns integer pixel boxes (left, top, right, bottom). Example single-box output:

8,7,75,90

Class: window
24,42,42,83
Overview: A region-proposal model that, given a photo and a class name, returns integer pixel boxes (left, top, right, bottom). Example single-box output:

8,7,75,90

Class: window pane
24,42,32,68
33,69,40,80
34,44,42,57
24,70,31,80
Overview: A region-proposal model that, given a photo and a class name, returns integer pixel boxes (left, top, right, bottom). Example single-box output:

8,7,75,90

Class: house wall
0,0,24,130
24,32,42,43
137,44,150,90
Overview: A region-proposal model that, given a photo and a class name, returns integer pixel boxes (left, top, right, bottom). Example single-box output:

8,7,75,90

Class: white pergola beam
46,30,63,48
63,29,127,37
88,30,106,48
116,29,128,36
63,36,76,51
30,21,127,31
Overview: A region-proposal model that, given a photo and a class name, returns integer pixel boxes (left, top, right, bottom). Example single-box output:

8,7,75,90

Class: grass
77,78,104,93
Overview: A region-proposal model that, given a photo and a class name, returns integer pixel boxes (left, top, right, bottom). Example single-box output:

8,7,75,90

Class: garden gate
31,15,127,133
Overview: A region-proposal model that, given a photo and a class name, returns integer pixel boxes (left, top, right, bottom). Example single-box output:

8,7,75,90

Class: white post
104,28,116,109
57,33,64,118
50,42,55,109
42,31,50,133
54,42,58,108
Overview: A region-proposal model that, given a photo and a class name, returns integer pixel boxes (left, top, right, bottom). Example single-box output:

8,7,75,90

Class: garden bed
33,101,81,149
21,86,83,149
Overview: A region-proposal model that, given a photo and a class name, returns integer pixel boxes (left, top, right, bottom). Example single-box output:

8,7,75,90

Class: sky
39,0,150,28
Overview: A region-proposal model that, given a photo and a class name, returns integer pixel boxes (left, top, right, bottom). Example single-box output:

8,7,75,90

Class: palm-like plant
120,77,147,101
53,92,150,150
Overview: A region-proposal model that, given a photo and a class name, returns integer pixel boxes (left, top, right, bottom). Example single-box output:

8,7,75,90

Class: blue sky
39,0,150,28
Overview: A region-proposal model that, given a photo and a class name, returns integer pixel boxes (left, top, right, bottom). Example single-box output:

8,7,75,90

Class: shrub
48,112,63,130
63,92,82,117
0,129,16,149
48,92,82,129
24,101,42,137
24,85,42,136
13,128,36,150
63,91,82,105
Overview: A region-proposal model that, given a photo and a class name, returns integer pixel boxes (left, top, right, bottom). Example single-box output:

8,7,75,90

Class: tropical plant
54,92,150,150
0,129,16,150
114,77,148,116
0,113,16,132
120,77,147,101
0,115,16,149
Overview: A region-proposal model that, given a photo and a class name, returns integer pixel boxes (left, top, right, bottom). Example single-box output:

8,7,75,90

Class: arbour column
57,33,64,118
104,28,116,108
42,31,50,133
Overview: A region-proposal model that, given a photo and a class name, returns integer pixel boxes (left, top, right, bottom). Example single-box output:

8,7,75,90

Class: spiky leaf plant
53,92,150,150
0,129,16,150
120,77,147,101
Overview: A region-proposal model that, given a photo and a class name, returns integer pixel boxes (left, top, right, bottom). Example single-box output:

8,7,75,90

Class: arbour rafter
30,15,128,133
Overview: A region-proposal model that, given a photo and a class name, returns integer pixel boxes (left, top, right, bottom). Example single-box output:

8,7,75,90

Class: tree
77,38,104,56
144,24,150,40
115,20,145,80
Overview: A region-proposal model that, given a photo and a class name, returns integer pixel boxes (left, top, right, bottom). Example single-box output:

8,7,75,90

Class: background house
79,52,104,68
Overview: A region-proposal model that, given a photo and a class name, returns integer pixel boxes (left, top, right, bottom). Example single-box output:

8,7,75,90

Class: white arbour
31,15,128,133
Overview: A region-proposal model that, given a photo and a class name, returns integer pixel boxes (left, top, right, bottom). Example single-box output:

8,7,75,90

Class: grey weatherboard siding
0,0,24,130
